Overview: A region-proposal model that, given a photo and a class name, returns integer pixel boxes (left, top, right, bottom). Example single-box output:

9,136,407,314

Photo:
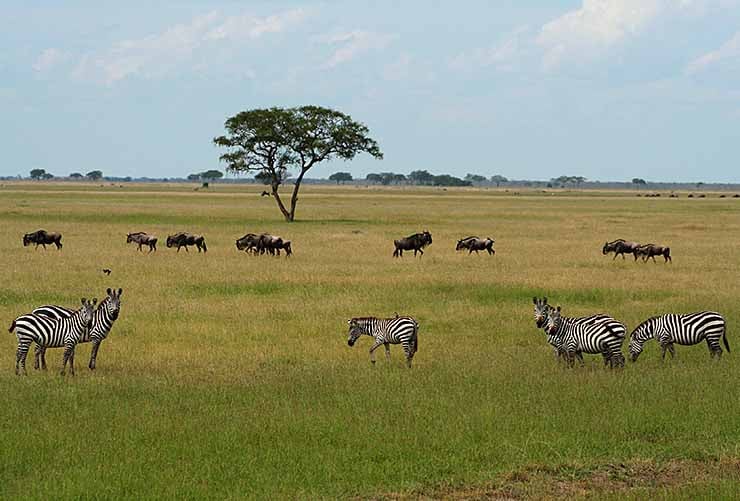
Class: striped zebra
347,315,419,367
533,297,612,364
32,288,123,371
629,311,729,362
545,305,627,368
9,298,96,376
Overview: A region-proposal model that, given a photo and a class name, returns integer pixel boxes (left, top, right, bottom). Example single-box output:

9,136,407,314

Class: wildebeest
126,232,157,252
635,243,671,263
256,234,292,256
166,232,207,252
23,230,63,250
236,233,260,253
393,231,432,258
455,236,495,255
602,239,640,260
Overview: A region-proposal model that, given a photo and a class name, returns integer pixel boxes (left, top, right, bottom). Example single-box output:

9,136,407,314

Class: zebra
532,297,613,364
545,305,627,368
629,312,729,362
347,316,419,367
32,288,123,371
9,298,96,376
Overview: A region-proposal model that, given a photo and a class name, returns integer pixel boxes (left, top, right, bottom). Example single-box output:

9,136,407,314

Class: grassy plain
1,182,739,499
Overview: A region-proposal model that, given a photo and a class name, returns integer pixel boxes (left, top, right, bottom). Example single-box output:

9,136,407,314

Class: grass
1,182,739,499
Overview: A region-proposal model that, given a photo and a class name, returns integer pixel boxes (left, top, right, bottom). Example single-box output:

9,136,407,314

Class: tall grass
1,183,739,498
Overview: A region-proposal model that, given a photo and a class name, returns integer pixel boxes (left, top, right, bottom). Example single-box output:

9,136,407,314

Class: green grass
1,182,739,499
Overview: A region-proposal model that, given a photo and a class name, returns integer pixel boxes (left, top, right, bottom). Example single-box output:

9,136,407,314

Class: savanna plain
1,183,739,499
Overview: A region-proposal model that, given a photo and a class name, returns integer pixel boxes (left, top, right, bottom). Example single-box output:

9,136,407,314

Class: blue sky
2,0,740,182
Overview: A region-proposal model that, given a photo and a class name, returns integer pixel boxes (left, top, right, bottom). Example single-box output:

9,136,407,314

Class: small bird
102,269,112,275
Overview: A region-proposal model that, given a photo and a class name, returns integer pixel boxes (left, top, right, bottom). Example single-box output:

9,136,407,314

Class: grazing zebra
629,312,729,362
9,298,96,376
545,305,627,368
533,297,612,364
32,288,123,371
347,316,419,367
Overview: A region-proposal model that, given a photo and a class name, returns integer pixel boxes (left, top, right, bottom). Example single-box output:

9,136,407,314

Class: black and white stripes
545,305,627,368
629,311,729,361
347,315,419,367
9,298,96,376
32,288,123,371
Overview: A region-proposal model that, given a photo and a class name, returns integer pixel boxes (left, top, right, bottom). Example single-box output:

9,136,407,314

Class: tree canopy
328,172,353,184
465,174,487,183
490,174,508,187
69,172,83,179
87,170,103,181
200,169,223,180
30,168,46,180
214,105,382,221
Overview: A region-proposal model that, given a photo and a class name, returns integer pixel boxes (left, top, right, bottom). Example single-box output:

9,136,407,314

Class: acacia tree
30,168,46,180
87,170,103,181
201,169,223,181
490,174,508,187
214,106,382,221
328,172,353,184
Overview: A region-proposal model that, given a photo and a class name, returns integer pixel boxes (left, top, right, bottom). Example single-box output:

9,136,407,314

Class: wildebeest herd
602,239,672,263
12,226,730,374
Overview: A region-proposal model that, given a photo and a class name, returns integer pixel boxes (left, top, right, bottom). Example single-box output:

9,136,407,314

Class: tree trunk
271,183,291,221
288,168,310,222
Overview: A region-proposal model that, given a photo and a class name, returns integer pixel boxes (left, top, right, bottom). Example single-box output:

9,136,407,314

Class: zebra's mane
632,316,659,333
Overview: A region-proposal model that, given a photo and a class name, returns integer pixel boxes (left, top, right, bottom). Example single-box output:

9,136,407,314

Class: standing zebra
629,312,729,362
347,316,419,367
545,305,627,368
32,288,123,371
532,297,612,364
9,298,96,376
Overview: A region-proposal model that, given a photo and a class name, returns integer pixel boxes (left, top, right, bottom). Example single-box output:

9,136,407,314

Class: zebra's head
602,242,611,254
347,319,368,347
628,318,653,362
103,287,123,320
23,234,31,246
533,297,550,328
79,298,97,329
545,306,563,335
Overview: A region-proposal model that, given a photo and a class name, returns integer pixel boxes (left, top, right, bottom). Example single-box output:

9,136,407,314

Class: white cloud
534,0,720,69
686,30,740,73
450,26,531,72
33,48,70,72
537,0,665,69
72,9,307,84
323,30,396,69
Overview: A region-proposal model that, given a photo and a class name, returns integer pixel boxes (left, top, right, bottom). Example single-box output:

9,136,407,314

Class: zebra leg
34,345,43,370
16,341,31,376
660,343,667,361
576,352,585,367
384,343,391,362
89,340,101,370
368,341,383,365
61,344,75,376
41,347,47,370
667,343,675,359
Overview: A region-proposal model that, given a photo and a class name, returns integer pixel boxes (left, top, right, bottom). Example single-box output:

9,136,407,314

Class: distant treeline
3,171,739,191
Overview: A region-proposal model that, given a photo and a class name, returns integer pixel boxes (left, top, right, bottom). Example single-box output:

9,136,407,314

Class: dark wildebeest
602,239,640,260
126,232,157,252
393,231,432,258
166,232,207,252
23,230,63,250
236,233,260,253
635,243,671,263
456,236,495,255
256,234,292,256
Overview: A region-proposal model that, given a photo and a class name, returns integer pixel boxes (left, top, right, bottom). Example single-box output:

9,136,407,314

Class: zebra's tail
723,328,731,353
8,319,16,333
